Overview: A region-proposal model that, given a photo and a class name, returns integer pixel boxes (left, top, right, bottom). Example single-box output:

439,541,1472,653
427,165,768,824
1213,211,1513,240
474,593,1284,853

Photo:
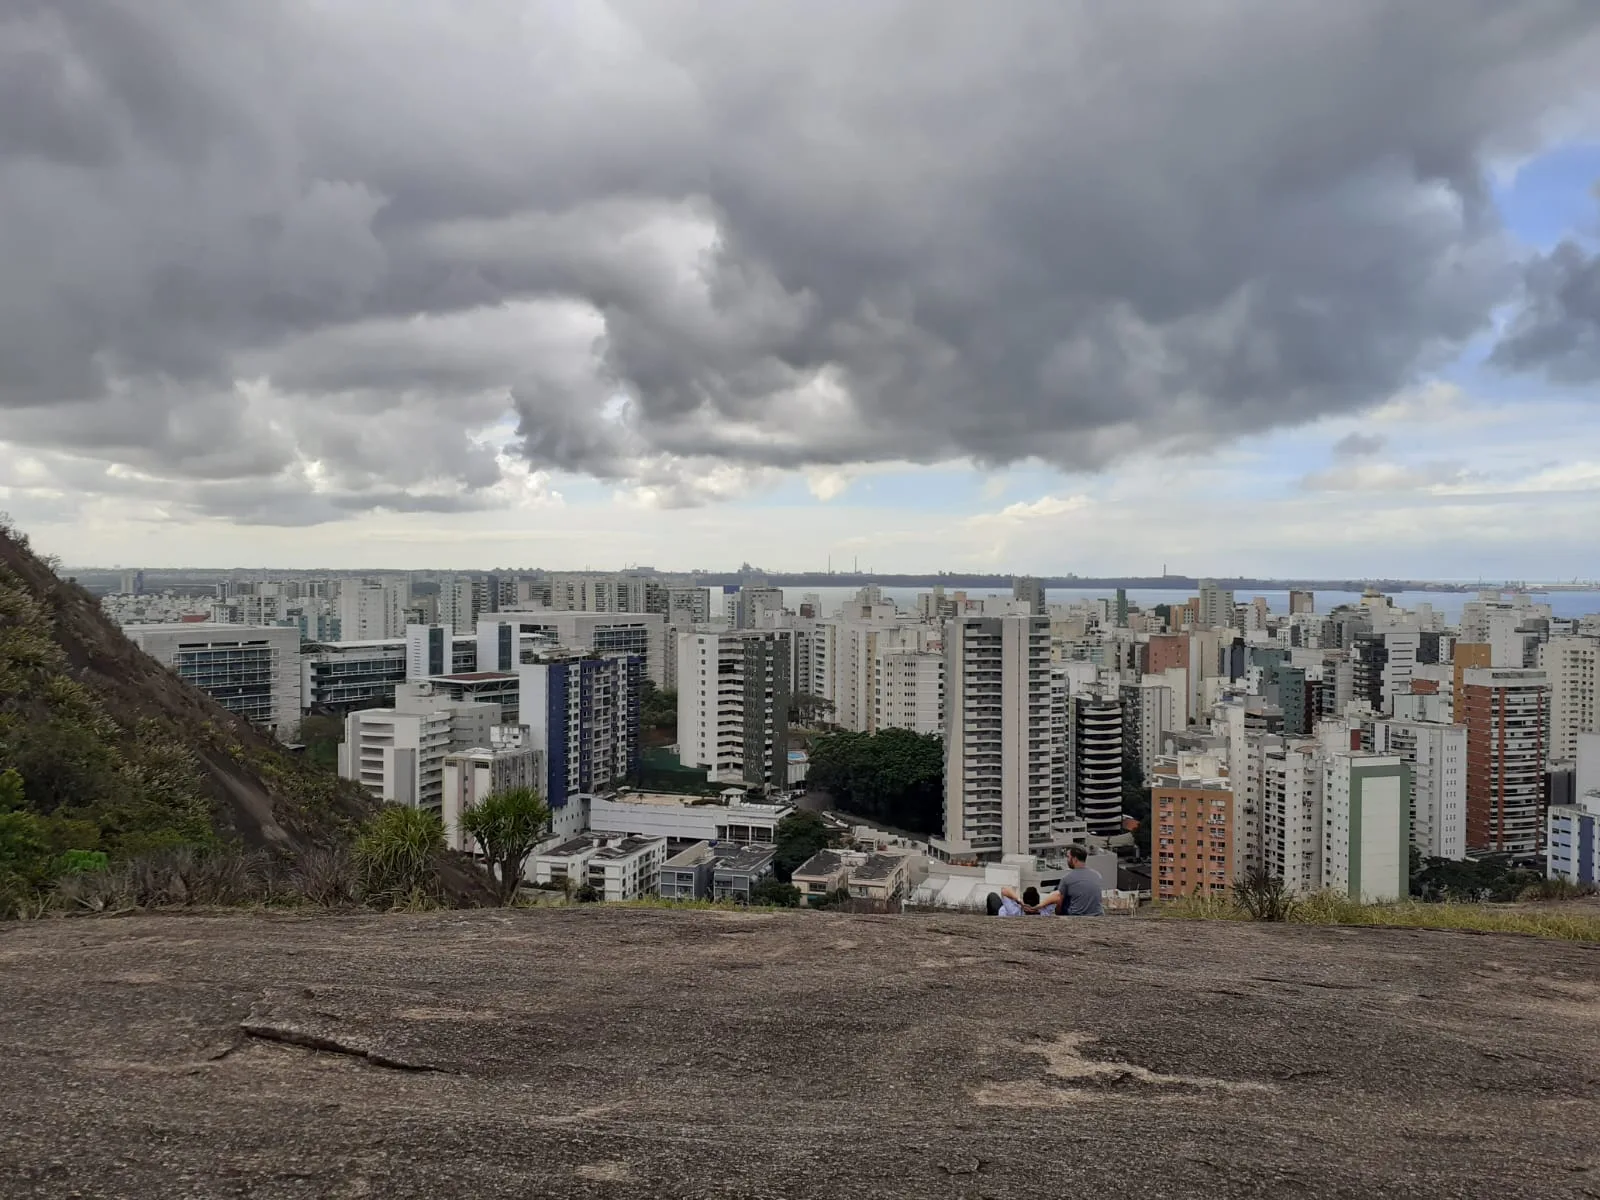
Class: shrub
1235,867,1297,922
749,877,801,908
574,883,601,903
1517,878,1597,902
353,807,444,907
294,845,357,906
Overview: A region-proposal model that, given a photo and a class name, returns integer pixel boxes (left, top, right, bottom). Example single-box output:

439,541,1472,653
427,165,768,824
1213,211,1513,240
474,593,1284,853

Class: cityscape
86,566,1600,905
5,2,1600,1194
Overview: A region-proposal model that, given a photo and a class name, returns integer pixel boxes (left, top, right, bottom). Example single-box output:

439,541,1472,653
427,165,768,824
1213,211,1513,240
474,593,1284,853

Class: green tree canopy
773,810,831,882
806,728,943,834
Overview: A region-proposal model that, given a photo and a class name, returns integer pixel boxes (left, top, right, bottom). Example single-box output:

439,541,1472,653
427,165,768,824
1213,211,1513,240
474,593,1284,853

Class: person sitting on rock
985,885,1055,916
1027,845,1105,917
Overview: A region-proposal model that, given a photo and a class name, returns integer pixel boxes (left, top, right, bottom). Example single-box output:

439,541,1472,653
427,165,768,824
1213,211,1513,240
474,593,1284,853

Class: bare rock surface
1,909,1596,1198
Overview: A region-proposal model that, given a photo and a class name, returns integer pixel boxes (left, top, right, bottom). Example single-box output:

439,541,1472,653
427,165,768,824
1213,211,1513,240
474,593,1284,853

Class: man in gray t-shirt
1031,845,1105,916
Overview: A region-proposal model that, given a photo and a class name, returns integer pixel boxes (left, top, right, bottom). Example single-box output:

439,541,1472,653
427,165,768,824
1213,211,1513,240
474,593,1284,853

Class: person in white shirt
985,885,1056,916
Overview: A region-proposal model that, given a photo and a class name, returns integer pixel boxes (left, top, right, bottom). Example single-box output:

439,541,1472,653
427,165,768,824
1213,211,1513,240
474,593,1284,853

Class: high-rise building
1120,678,1176,777
1152,751,1234,901
338,684,498,813
125,623,302,736
1322,751,1409,902
1260,741,1323,895
939,614,1056,862
677,630,792,790
440,737,544,855
518,652,643,812
437,576,481,636
1461,667,1550,854
1373,719,1467,861
1197,580,1234,631
338,579,407,641
1289,590,1315,616
733,585,786,630
1012,576,1047,616
1538,636,1599,766
1067,691,1124,837
477,611,667,686
870,645,944,736
1350,632,1387,713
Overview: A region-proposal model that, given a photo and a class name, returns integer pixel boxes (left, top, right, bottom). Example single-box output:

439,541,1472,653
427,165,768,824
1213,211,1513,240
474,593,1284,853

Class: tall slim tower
942,614,1055,861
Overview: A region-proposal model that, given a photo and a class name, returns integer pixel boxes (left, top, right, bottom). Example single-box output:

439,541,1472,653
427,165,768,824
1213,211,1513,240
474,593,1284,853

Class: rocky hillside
0,522,373,860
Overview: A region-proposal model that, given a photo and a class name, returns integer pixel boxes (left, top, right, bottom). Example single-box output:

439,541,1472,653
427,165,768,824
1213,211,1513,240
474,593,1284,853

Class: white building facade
125,623,302,736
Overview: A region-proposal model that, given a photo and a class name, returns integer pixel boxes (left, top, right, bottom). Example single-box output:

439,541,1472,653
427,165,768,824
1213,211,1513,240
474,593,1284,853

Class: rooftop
430,672,518,683
710,845,776,874
591,835,666,860
851,852,906,882
1,911,1592,1198
791,849,845,878
540,835,606,858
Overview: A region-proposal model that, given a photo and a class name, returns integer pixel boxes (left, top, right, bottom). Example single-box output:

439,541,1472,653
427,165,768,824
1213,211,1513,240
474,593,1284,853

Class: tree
789,692,836,726
749,876,800,907
638,681,678,736
773,810,831,882
806,728,943,833
460,786,551,904
1122,759,1152,858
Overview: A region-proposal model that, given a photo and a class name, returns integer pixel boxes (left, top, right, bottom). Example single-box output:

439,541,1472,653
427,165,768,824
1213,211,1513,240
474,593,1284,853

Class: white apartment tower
871,646,944,736
1373,720,1467,860
1067,692,1124,837
1538,637,1599,766
677,630,793,789
1322,752,1409,903
940,614,1057,862
338,579,407,641
1260,741,1323,895
1198,580,1235,631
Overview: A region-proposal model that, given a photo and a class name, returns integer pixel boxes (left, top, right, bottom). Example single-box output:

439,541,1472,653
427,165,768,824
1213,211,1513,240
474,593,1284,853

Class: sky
4,2,1600,579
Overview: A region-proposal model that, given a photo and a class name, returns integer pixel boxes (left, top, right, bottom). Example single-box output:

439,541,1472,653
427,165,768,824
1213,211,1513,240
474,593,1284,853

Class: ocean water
780,586,1600,623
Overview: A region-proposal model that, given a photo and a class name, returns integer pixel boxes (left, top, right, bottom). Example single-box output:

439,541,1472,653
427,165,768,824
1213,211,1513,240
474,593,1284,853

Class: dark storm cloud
1493,237,1600,380
2,0,1599,521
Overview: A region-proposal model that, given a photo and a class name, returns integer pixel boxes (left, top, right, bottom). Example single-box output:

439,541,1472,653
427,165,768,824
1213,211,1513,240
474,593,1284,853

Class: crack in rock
239,1018,447,1073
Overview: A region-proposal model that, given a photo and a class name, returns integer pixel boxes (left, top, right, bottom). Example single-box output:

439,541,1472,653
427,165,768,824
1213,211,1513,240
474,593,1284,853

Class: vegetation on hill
806,728,943,834
0,518,499,916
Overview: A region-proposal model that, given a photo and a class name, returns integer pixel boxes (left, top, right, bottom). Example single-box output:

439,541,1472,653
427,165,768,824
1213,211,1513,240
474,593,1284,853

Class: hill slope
0,523,372,860
1,909,1595,1198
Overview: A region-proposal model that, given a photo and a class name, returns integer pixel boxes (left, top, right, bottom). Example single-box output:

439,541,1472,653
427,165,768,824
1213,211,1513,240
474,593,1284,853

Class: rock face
2,910,1596,1198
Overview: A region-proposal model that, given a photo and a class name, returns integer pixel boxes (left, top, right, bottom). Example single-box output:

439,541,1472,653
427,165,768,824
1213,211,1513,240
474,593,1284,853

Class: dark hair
1067,844,1088,864
1022,886,1040,907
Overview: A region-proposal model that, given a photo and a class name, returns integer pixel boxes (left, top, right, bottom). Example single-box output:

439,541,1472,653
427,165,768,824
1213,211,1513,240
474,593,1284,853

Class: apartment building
1372,719,1467,860
1066,691,1124,837
338,684,498,813
439,736,544,855
1119,678,1175,778
939,614,1057,863
1198,580,1234,631
1461,667,1550,853
477,611,667,687
1322,752,1409,902
125,623,302,736
518,652,643,812
870,644,944,736
588,836,668,901
337,580,408,641
1152,751,1234,901
657,841,776,902
1538,636,1600,766
1259,741,1324,895
677,629,792,789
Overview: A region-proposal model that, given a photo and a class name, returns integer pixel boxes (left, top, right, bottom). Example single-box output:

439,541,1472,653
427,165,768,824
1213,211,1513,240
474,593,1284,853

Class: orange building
1152,752,1234,901
1147,633,1190,674
1453,643,1492,720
